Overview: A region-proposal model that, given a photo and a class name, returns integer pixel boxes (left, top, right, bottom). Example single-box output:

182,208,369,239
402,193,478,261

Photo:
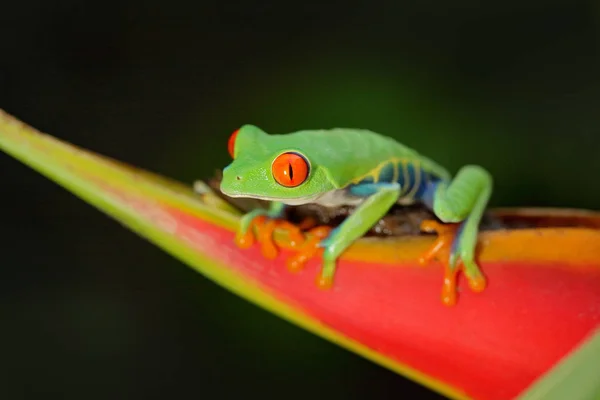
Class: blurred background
1,1,599,399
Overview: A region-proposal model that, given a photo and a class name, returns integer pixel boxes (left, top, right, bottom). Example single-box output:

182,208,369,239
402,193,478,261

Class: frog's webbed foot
287,226,332,276
235,209,305,259
235,209,332,275
419,220,486,306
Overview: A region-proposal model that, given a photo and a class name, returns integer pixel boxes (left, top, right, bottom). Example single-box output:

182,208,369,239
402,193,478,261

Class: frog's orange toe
235,231,255,249
468,275,487,293
235,215,267,249
285,226,331,273
419,220,459,265
286,243,315,272
316,275,334,290
257,219,280,259
419,220,464,306
441,279,459,306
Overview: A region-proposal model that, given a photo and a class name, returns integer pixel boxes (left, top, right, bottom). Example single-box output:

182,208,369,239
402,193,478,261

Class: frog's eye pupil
272,152,309,187
228,129,240,158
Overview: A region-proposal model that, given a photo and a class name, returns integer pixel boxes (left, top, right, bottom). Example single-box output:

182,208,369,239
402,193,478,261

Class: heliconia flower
0,109,599,400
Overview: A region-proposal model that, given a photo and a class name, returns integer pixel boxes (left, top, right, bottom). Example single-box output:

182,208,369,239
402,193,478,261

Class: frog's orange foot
235,215,305,260
419,220,465,306
418,220,459,266
316,274,334,290
286,226,332,273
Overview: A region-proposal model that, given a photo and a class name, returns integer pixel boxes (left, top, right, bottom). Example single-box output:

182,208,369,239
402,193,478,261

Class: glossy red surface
165,207,600,400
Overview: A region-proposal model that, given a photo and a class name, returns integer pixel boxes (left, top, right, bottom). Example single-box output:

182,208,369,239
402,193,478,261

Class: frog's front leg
317,183,400,288
421,165,492,304
236,201,304,259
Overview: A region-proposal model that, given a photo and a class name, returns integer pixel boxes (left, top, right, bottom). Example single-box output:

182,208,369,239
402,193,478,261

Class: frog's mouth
219,189,321,206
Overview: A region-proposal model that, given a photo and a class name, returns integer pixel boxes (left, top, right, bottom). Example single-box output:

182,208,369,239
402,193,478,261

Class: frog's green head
219,125,336,205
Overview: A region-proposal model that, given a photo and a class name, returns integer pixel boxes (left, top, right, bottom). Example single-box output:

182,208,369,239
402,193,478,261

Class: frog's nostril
236,176,241,181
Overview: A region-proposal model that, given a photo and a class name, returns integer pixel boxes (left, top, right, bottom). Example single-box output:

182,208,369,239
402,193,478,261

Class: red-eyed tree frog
220,125,493,302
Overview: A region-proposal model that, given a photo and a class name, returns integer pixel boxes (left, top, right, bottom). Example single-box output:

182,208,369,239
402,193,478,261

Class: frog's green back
268,128,450,188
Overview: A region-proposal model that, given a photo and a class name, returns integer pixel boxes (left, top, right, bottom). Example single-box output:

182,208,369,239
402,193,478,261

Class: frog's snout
220,165,244,196
222,166,241,182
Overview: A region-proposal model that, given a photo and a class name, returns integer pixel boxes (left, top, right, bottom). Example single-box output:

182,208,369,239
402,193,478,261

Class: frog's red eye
272,152,309,187
228,129,240,158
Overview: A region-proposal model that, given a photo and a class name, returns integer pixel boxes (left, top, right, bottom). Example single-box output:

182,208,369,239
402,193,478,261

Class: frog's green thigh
430,165,493,281
319,183,401,285
239,201,286,235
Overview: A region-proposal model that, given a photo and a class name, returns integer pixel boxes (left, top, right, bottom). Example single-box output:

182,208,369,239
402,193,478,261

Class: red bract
0,110,598,400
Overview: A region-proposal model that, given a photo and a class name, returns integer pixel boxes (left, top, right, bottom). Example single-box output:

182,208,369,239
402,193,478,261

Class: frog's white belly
274,189,360,207
311,189,364,207
284,188,418,208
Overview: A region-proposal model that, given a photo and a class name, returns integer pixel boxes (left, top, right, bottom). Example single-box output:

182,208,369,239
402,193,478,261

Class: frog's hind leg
420,165,493,304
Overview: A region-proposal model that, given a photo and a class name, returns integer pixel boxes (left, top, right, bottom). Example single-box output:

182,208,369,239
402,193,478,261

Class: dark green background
1,1,599,399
